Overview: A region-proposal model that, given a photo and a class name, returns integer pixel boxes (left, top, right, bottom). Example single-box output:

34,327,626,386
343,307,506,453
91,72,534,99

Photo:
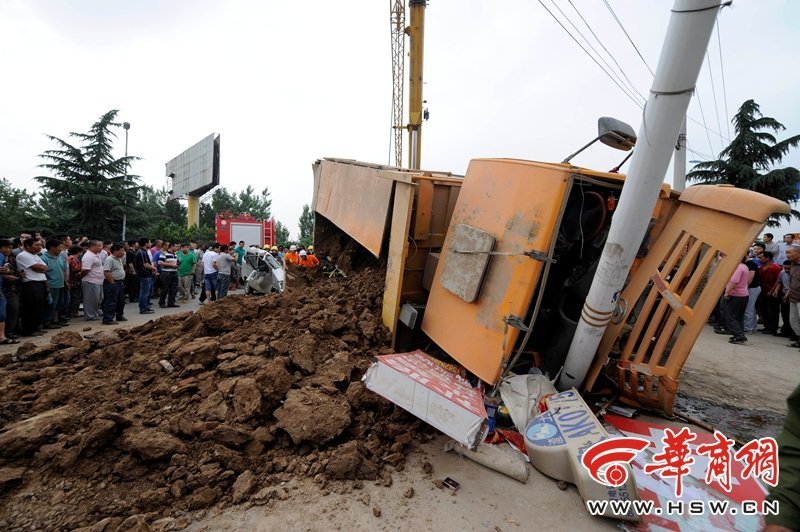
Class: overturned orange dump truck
312,157,788,416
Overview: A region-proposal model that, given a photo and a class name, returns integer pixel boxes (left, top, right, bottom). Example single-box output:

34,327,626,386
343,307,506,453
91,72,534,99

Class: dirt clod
274,388,351,445
0,467,25,492
118,428,187,461
230,470,256,504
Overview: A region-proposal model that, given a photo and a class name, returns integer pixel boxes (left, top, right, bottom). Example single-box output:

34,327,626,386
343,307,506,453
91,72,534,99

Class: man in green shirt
232,240,246,290
40,238,67,329
176,243,197,303
233,241,246,266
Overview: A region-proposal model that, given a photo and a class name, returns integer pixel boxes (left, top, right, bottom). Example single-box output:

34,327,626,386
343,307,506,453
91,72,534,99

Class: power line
716,18,732,140
686,116,729,143
553,0,646,105
602,0,654,76
705,50,724,153
535,0,644,110
566,0,647,104
694,86,716,156
686,143,714,162
546,0,644,106
600,0,731,150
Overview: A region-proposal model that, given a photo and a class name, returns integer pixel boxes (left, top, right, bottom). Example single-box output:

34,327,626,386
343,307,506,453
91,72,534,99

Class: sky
1,0,798,239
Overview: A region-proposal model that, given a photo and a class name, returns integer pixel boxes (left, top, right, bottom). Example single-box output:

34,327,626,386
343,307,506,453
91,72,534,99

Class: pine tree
274,221,290,247
0,178,38,235
298,204,313,248
237,186,272,220
36,110,138,237
687,99,800,226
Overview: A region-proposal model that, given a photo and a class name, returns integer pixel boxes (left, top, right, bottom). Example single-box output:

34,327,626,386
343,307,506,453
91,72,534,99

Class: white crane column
673,117,687,192
558,0,725,390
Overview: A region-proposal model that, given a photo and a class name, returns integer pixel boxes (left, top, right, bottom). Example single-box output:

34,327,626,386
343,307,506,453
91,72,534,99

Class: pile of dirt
312,214,381,274
0,268,433,531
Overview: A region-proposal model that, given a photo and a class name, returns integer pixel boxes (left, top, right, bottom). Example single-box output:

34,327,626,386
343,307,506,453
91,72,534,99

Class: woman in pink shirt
718,257,751,344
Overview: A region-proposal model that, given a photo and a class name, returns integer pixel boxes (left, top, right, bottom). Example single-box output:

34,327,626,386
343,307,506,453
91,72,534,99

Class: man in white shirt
215,245,235,299
201,243,220,304
15,238,49,336
98,240,111,262
102,243,128,325
763,233,780,257
81,239,105,321
193,244,206,299
777,234,795,266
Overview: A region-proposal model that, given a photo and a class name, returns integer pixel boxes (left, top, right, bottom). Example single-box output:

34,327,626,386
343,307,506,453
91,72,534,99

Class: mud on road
0,268,434,531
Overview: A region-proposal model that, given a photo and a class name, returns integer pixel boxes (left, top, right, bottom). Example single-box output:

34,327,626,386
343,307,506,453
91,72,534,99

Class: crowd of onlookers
713,232,800,345
5,227,799,350
0,232,319,345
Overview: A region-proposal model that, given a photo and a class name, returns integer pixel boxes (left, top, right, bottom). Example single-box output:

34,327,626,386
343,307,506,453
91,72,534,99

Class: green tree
0,178,38,236
165,198,187,227
687,99,800,226
203,186,272,220
298,204,313,247
274,221,290,247
30,188,77,235
236,185,272,220
208,188,238,214
199,202,215,228
124,185,170,239
196,185,273,236
145,221,214,245
35,110,138,238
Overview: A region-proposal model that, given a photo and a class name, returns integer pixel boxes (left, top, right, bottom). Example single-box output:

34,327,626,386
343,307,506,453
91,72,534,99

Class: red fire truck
215,212,276,248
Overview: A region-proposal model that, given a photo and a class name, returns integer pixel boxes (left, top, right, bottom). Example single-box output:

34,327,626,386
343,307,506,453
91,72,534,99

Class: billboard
166,133,220,198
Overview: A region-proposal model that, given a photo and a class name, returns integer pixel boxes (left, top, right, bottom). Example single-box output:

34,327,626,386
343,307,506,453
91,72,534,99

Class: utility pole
407,0,426,170
559,0,724,391
673,116,687,192
121,121,131,241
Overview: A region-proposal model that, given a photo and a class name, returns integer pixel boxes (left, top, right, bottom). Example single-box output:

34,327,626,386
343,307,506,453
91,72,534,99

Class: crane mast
389,0,405,168
389,0,426,170
407,0,425,169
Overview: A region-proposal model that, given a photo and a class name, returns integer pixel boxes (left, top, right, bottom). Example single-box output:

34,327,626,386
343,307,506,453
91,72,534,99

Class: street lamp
121,122,131,241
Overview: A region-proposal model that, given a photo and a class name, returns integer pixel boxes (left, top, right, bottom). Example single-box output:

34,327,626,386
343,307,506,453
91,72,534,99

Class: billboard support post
187,195,200,228
166,133,220,231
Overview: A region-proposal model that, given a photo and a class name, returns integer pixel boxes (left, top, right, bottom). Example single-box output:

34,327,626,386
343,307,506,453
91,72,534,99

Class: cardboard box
363,350,488,449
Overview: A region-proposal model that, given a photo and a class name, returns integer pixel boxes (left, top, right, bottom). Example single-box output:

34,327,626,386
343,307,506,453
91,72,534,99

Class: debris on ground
0,268,434,530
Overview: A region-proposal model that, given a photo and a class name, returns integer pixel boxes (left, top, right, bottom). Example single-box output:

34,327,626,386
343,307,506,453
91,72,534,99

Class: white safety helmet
289,245,297,251
299,249,308,257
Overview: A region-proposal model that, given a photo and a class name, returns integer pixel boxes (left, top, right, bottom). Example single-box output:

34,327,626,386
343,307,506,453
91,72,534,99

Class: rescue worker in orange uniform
284,245,300,267
297,249,319,268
